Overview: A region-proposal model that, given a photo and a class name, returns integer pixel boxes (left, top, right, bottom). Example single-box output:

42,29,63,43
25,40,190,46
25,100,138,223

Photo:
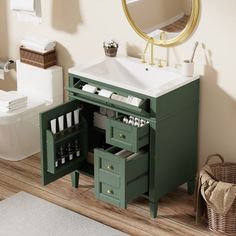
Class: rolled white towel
127,96,142,107
21,37,56,53
98,89,113,98
99,107,107,115
82,84,97,94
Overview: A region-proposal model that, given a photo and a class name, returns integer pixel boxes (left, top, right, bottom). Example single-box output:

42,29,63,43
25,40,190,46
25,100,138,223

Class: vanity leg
149,201,158,218
187,178,196,195
71,171,80,188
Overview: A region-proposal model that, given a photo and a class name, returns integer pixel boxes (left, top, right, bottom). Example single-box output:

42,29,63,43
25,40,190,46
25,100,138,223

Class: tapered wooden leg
71,171,80,188
187,178,195,195
149,201,158,218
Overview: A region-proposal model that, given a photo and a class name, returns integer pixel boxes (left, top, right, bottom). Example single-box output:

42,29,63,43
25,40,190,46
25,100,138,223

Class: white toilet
0,61,63,161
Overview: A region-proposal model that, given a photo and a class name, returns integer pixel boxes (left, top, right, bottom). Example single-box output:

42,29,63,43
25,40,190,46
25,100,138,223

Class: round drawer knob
119,133,126,139
107,189,113,194
107,164,114,170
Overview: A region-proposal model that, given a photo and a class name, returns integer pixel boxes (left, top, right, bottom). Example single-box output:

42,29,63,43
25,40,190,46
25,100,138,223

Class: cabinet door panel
40,100,88,185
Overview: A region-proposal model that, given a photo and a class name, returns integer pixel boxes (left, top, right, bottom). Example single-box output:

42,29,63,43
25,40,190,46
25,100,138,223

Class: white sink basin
69,56,198,98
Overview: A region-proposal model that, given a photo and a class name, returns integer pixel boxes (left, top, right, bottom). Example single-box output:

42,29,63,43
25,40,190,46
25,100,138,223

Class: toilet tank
16,60,63,103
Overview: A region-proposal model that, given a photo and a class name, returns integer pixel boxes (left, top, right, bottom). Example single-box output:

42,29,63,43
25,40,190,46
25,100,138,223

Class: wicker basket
20,46,57,69
205,154,236,235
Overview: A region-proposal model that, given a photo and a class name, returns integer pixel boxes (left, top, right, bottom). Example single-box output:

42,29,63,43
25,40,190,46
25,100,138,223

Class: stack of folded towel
0,90,27,113
20,37,56,53
93,107,116,130
93,112,107,130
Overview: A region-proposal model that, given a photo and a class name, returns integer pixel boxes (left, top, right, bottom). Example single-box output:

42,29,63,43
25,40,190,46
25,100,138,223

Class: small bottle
68,143,74,161
74,140,80,158
140,119,146,127
129,116,134,121
59,145,65,165
128,119,134,126
55,160,58,168
56,147,61,167
123,116,128,124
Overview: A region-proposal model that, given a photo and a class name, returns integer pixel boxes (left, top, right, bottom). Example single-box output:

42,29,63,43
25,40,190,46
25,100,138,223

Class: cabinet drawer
101,183,120,199
100,148,121,175
94,147,149,208
106,117,149,152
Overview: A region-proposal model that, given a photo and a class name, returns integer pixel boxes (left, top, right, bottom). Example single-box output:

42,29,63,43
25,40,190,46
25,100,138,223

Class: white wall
127,0,184,33
0,0,236,166
184,0,192,15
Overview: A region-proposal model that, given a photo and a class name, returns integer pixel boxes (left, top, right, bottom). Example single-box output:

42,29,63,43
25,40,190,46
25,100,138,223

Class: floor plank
0,156,217,236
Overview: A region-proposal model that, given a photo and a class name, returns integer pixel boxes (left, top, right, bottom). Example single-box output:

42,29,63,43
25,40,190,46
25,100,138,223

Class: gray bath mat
0,192,128,236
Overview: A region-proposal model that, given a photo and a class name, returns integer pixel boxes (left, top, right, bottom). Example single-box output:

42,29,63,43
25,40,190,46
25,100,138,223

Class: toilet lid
0,97,46,125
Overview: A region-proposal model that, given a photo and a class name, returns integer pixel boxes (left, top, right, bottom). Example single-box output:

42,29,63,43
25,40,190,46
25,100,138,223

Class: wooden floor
161,15,190,33
0,154,218,236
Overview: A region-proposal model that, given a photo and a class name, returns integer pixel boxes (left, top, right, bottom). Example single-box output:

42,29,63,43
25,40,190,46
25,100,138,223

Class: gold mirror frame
122,0,200,47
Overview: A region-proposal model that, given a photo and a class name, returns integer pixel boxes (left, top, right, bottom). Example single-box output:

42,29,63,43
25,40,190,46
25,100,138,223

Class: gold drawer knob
119,133,126,139
107,189,113,194
107,164,114,170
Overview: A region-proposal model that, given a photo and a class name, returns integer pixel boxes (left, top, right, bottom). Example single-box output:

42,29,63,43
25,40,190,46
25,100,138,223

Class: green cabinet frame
40,73,200,218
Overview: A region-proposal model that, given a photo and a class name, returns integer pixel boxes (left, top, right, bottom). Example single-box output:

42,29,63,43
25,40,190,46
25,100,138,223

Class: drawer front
106,117,149,152
101,183,120,199
94,147,149,208
99,169,120,188
99,148,121,175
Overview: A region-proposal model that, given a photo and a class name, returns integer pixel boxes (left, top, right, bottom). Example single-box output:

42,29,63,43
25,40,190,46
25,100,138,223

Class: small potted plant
103,39,119,57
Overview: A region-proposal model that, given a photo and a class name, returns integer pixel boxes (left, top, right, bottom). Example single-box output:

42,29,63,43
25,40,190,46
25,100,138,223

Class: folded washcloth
0,102,27,113
0,90,28,107
2,101,27,109
21,37,56,53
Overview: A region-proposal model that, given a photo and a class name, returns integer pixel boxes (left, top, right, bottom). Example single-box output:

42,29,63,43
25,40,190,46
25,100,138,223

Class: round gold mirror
122,0,200,47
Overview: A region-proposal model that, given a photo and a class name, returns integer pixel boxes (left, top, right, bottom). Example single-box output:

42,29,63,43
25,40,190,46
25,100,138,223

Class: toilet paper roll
82,84,97,93
98,89,113,98
0,59,14,73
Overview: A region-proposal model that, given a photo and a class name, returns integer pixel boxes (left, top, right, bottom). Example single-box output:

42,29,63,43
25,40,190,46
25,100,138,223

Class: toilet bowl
0,61,63,161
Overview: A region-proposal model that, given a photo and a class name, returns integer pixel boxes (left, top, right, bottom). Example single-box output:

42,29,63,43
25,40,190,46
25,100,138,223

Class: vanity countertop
69,56,199,98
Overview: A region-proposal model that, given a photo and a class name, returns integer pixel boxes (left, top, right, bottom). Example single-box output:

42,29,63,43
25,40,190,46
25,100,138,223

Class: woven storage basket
205,154,236,235
20,46,57,69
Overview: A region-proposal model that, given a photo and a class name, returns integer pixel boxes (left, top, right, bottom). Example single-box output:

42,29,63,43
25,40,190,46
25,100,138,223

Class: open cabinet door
40,99,88,185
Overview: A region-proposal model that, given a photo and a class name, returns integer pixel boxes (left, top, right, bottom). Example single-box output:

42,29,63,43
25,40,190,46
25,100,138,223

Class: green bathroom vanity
40,56,199,218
